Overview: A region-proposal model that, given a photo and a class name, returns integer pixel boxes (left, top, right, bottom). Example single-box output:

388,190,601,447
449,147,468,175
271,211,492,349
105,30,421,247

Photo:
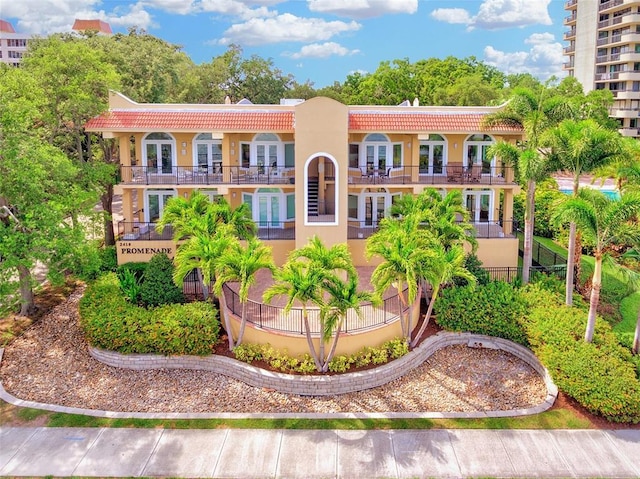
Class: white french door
465,191,492,223
257,193,281,227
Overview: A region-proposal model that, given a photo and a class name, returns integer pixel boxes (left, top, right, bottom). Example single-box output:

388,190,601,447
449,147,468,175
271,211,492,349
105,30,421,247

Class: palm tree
544,119,627,305
410,244,476,348
319,273,375,372
263,259,329,371
390,188,476,252
213,236,274,348
487,142,549,284
553,188,640,342
172,225,236,349
209,197,257,240
366,215,432,341
483,86,570,285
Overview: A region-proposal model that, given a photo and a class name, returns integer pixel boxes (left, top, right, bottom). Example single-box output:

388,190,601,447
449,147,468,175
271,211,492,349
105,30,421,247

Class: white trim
304,152,339,226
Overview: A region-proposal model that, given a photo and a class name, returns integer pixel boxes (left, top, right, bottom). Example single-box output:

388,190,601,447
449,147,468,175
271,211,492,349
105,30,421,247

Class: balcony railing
347,220,519,240
120,165,296,186
117,220,295,241
599,0,624,11
119,165,517,187
222,283,410,335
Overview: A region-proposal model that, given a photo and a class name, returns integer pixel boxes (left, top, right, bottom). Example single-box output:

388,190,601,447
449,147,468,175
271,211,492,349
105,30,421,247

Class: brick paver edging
87,332,557,410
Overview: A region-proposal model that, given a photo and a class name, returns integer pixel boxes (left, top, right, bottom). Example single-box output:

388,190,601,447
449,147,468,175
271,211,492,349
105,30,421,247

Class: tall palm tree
487,142,549,284
390,188,476,252
210,197,257,240
484,86,570,285
319,274,375,372
410,244,476,348
213,236,274,348
366,215,432,341
553,188,640,342
544,119,627,305
172,225,236,349
263,259,329,372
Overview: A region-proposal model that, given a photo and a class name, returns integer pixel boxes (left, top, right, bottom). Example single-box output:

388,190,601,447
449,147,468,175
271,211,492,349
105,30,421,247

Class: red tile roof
0,20,16,33
349,112,521,133
72,19,112,34
85,110,295,132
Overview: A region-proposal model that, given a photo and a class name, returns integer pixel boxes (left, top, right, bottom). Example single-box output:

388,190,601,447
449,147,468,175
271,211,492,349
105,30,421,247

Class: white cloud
431,0,552,30
219,13,361,46
483,33,565,79
2,0,154,34
287,42,359,59
430,8,472,25
308,0,417,19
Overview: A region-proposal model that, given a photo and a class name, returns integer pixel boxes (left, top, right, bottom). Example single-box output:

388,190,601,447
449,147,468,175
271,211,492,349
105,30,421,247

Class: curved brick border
0,333,557,419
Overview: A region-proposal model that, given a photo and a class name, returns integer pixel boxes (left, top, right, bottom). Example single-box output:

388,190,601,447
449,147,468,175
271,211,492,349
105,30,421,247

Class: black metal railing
117,220,295,241
517,232,566,267
482,265,567,282
222,283,410,335
120,165,296,186
347,220,519,240
119,165,517,187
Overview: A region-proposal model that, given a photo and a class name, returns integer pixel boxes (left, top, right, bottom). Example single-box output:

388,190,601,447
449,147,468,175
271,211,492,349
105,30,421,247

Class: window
284,143,295,168
143,133,175,174
240,133,288,171
193,133,222,173
7,39,27,47
361,134,403,173
419,134,446,175
349,144,359,168
243,188,293,227
464,134,495,174
8,51,22,59
145,190,176,223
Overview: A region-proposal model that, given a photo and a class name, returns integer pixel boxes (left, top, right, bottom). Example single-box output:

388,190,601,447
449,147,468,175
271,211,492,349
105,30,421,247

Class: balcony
117,220,296,241
599,0,624,12
119,165,518,188
563,45,575,54
597,32,640,47
619,127,640,137
347,220,519,240
564,13,577,25
564,29,576,41
565,0,577,8
598,12,640,28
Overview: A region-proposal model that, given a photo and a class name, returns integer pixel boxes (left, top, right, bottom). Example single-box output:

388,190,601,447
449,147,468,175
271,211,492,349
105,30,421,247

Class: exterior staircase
307,179,319,216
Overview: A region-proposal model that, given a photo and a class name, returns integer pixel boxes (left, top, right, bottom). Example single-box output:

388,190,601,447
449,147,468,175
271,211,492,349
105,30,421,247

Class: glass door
146,191,176,223
364,194,389,227
258,194,280,227
465,191,492,223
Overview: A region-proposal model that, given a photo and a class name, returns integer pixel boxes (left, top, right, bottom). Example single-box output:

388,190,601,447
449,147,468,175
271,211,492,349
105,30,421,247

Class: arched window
360,133,403,174
240,133,294,173
419,134,447,175
143,132,175,175
193,133,222,173
464,134,495,174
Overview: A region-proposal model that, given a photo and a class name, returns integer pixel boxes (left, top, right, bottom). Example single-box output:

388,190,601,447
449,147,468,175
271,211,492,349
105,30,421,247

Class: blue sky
4,0,568,88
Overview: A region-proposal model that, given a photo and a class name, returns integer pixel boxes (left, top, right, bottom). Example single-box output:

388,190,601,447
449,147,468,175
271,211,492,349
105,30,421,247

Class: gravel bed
0,285,547,414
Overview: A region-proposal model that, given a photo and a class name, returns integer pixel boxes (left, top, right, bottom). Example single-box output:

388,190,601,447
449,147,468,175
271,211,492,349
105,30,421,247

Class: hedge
521,284,640,424
79,273,219,356
434,281,529,346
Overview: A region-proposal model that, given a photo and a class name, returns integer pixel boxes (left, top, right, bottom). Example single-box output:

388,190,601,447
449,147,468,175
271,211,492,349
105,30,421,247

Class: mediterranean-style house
87,91,522,269
86,92,523,354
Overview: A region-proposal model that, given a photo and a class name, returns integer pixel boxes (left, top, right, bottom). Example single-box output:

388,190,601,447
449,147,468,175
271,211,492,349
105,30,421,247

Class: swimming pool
559,188,620,200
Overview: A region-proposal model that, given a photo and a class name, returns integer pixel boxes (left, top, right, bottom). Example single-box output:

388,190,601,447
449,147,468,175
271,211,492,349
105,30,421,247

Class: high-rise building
0,20,31,67
564,0,640,138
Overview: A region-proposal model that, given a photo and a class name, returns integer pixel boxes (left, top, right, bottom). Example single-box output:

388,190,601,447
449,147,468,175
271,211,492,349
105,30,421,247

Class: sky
2,0,569,88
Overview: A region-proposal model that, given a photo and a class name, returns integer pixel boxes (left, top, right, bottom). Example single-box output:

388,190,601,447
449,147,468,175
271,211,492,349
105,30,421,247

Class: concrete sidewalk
1,427,638,478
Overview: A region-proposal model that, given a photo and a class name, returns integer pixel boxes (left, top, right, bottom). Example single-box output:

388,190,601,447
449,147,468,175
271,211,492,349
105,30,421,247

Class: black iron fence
482,265,567,282
119,165,517,187
221,283,409,335
347,220,519,240
117,220,294,241
517,231,566,267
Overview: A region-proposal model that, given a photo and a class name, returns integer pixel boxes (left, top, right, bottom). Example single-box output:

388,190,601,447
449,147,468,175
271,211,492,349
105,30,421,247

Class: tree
0,68,98,315
214,237,274,348
410,244,475,348
544,119,627,304
553,188,640,342
484,85,570,284
366,216,431,341
263,259,328,372
320,273,375,372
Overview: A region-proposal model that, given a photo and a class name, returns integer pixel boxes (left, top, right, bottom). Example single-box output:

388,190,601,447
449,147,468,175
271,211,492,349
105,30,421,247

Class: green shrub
434,281,529,346
454,253,490,287
80,273,219,356
117,268,142,303
232,338,410,374
139,253,184,307
521,284,640,423
116,262,147,281
513,184,564,238
99,246,118,273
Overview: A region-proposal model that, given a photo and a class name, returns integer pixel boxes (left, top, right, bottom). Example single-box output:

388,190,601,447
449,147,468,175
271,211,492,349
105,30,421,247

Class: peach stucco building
86,92,522,269
86,92,523,355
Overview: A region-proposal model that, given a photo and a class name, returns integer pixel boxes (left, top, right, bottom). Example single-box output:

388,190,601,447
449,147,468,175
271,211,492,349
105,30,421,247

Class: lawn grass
4,404,587,430
618,291,639,349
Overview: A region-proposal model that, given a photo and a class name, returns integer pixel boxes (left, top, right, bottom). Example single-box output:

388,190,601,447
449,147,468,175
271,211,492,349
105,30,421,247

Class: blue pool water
559,188,620,200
